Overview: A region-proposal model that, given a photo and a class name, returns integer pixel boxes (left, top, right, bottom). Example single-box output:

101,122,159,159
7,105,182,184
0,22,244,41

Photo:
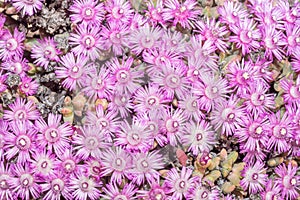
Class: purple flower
82,158,102,181
251,58,273,85
0,163,14,200
145,0,166,27
240,162,268,194
128,23,162,55
70,0,105,25
230,18,261,55
291,47,300,72
187,181,220,200
55,52,90,91
105,0,134,25
133,83,169,116
0,120,9,159
73,126,111,160
177,94,204,121
0,71,7,93
115,119,152,153
161,108,187,146
69,23,102,61
267,110,293,153
4,122,37,164
69,171,101,200
261,25,286,61
284,24,300,56
261,179,283,200
101,147,132,185
102,183,137,200
182,120,216,156
108,91,134,118
277,0,300,25
19,76,39,96
129,150,164,185
195,18,229,52
274,163,300,200
31,37,61,69
1,56,29,77
161,29,186,53
211,95,245,136
151,62,190,99
81,65,114,101
41,174,72,200
137,178,168,199
55,148,80,176
194,71,230,112
280,75,300,106
35,113,73,156
12,0,43,16
218,1,248,26
107,57,144,94
10,163,41,200
100,21,129,55
163,0,201,29
30,149,56,179
3,98,40,124
0,28,24,61
164,167,198,200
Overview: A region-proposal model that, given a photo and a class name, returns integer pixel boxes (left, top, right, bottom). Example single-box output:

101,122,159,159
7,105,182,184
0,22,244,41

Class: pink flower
128,23,162,55
69,23,102,61
218,1,248,26
163,0,200,29
177,94,205,121
102,183,137,200
41,174,72,200
19,76,39,96
0,28,24,61
55,148,80,176
187,181,220,200
30,149,56,179
261,179,283,200
10,163,41,200
145,0,166,26
255,3,284,30
31,37,61,69
291,47,300,72
12,0,43,16
161,29,186,53
4,122,37,164
1,56,29,77
280,75,300,106
105,0,134,25
129,151,164,185
101,147,132,185
0,71,7,93
0,120,9,159
164,167,198,200
138,178,168,199
35,113,73,156
0,163,14,200
73,126,111,160
55,52,90,91
182,120,216,156
70,0,105,25
284,24,300,56
108,91,134,118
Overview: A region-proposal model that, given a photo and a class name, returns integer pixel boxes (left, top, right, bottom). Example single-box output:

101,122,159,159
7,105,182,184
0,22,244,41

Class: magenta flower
194,71,230,112
151,62,190,99
226,59,257,96
107,57,144,94
145,0,166,27
284,24,300,56
0,28,24,61
161,29,186,53
164,167,198,200
69,23,102,61
235,114,269,152
210,95,245,136
129,150,164,185
82,65,114,101
114,119,152,153
12,0,43,16
163,0,200,28
108,91,134,118
138,178,168,200
255,3,284,30
267,111,293,153
70,0,105,25
81,158,102,181
55,52,90,91
30,149,56,179
129,13,147,31
41,174,72,200
31,37,61,69
0,71,7,93
177,94,205,121
101,147,132,185
230,18,261,55
35,113,73,156
250,58,273,86
261,179,283,200
69,171,101,200
19,76,39,96
280,75,300,106
3,98,40,124
274,163,300,200
133,83,169,116
55,148,80,176
161,108,187,146
240,162,268,194
286,104,300,157
0,163,14,200
182,120,216,156
10,163,41,200
105,0,134,25
128,23,162,55
277,0,300,25
195,18,229,52
187,181,220,200
218,1,248,26
100,21,129,55
0,120,9,159
291,47,300,72
4,122,37,164
261,26,286,61
73,126,111,160
1,56,29,77
241,149,266,165
102,183,137,200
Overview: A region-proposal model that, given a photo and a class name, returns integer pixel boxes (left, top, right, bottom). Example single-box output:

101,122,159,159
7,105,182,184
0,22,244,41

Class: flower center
17,135,31,150
41,161,48,169
82,35,95,49
165,119,179,133
116,158,122,166
81,182,89,191
63,160,76,173
6,38,18,51
112,7,124,19
252,173,258,180
85,136,98,150
196,133,203,141
290,178,297,186
44,46,56,59
127,132,141,146
0,179,8,190
84,7,94,19
240,30,252,44
117,70,130,83
141,35,155,49
255,126,263,134
280,127,287,136
289,85,300,99
166,74,180,89
201,191,208,198
45,128,60,143
72,66,79,73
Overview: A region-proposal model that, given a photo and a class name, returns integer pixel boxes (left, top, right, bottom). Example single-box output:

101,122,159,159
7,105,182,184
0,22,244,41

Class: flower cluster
0,0,299,199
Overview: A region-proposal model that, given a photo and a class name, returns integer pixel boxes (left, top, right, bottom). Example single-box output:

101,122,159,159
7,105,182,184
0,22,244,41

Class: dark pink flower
30,149,56,179
12,0,43,16
145,0,166,26
19,76,39,96
284,24,300,56
105,0,134,25
0,28,24,61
